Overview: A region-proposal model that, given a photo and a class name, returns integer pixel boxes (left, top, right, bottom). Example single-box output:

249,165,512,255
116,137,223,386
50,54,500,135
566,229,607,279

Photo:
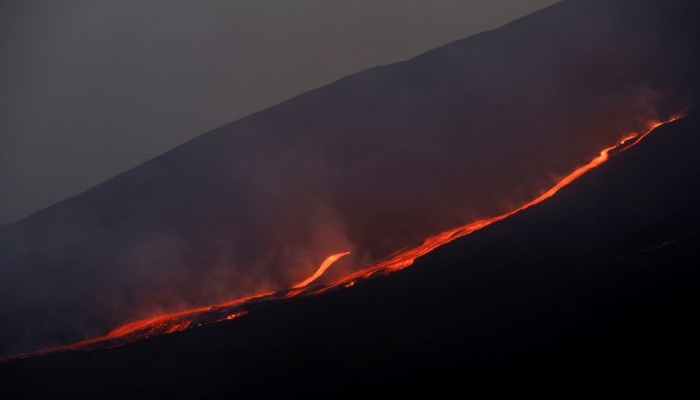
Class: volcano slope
1,116,699,397
1,0,699,357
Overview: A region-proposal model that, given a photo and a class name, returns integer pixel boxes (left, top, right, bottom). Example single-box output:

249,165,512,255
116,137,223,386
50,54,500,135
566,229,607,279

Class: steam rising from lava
1,115,683,362
1,0,696,354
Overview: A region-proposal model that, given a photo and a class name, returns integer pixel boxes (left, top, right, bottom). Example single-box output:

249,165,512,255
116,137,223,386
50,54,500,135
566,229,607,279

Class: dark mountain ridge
2,92,698,400
1,0,699,357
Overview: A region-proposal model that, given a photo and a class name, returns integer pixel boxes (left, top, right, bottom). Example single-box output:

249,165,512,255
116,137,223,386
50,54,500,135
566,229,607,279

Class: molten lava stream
293,252,351,288
314,115,685,292
1,115,682,362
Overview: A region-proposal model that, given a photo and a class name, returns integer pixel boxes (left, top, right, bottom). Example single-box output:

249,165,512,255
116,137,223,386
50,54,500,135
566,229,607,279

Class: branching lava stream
1,115,683,363
293,252,352,289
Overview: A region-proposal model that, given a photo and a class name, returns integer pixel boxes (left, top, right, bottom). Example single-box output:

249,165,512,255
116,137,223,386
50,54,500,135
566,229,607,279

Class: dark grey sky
0,0,560,224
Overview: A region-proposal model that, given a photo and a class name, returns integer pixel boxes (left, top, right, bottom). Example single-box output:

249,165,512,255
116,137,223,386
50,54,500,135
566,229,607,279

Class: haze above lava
0,0,698,363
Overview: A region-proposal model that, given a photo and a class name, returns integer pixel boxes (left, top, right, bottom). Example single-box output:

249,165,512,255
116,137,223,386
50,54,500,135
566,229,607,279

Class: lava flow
293,252,352,288
1,115,683,363
313,114,684,291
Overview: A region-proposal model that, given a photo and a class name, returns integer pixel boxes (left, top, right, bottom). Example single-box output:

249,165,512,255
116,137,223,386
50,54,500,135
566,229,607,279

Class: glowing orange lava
1,115,682,363
293,252,351,288
313,115,684,291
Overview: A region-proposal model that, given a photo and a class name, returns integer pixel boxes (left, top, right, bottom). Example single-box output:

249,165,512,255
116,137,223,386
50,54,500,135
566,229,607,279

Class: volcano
2,100,699,399
2,0,700,397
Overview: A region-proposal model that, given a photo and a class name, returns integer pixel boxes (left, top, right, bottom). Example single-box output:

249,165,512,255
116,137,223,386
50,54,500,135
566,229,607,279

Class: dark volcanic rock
2,84,699,400
0,0,699,357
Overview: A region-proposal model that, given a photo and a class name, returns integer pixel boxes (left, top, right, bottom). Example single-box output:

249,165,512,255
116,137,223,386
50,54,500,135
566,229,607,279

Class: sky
0,0,561,224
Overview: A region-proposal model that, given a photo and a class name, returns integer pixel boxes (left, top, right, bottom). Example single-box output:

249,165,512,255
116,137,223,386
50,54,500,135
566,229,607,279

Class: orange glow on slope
0,292,273,361
0,115,682,363
312,115,684,291
293,252,351,288
618,115,683,154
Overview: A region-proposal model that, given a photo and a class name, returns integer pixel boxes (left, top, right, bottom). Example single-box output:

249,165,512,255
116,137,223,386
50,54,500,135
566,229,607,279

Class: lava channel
0,114,683,363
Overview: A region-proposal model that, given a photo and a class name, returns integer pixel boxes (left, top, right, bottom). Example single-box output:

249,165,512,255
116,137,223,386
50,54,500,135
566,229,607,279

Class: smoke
0,0,698,356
